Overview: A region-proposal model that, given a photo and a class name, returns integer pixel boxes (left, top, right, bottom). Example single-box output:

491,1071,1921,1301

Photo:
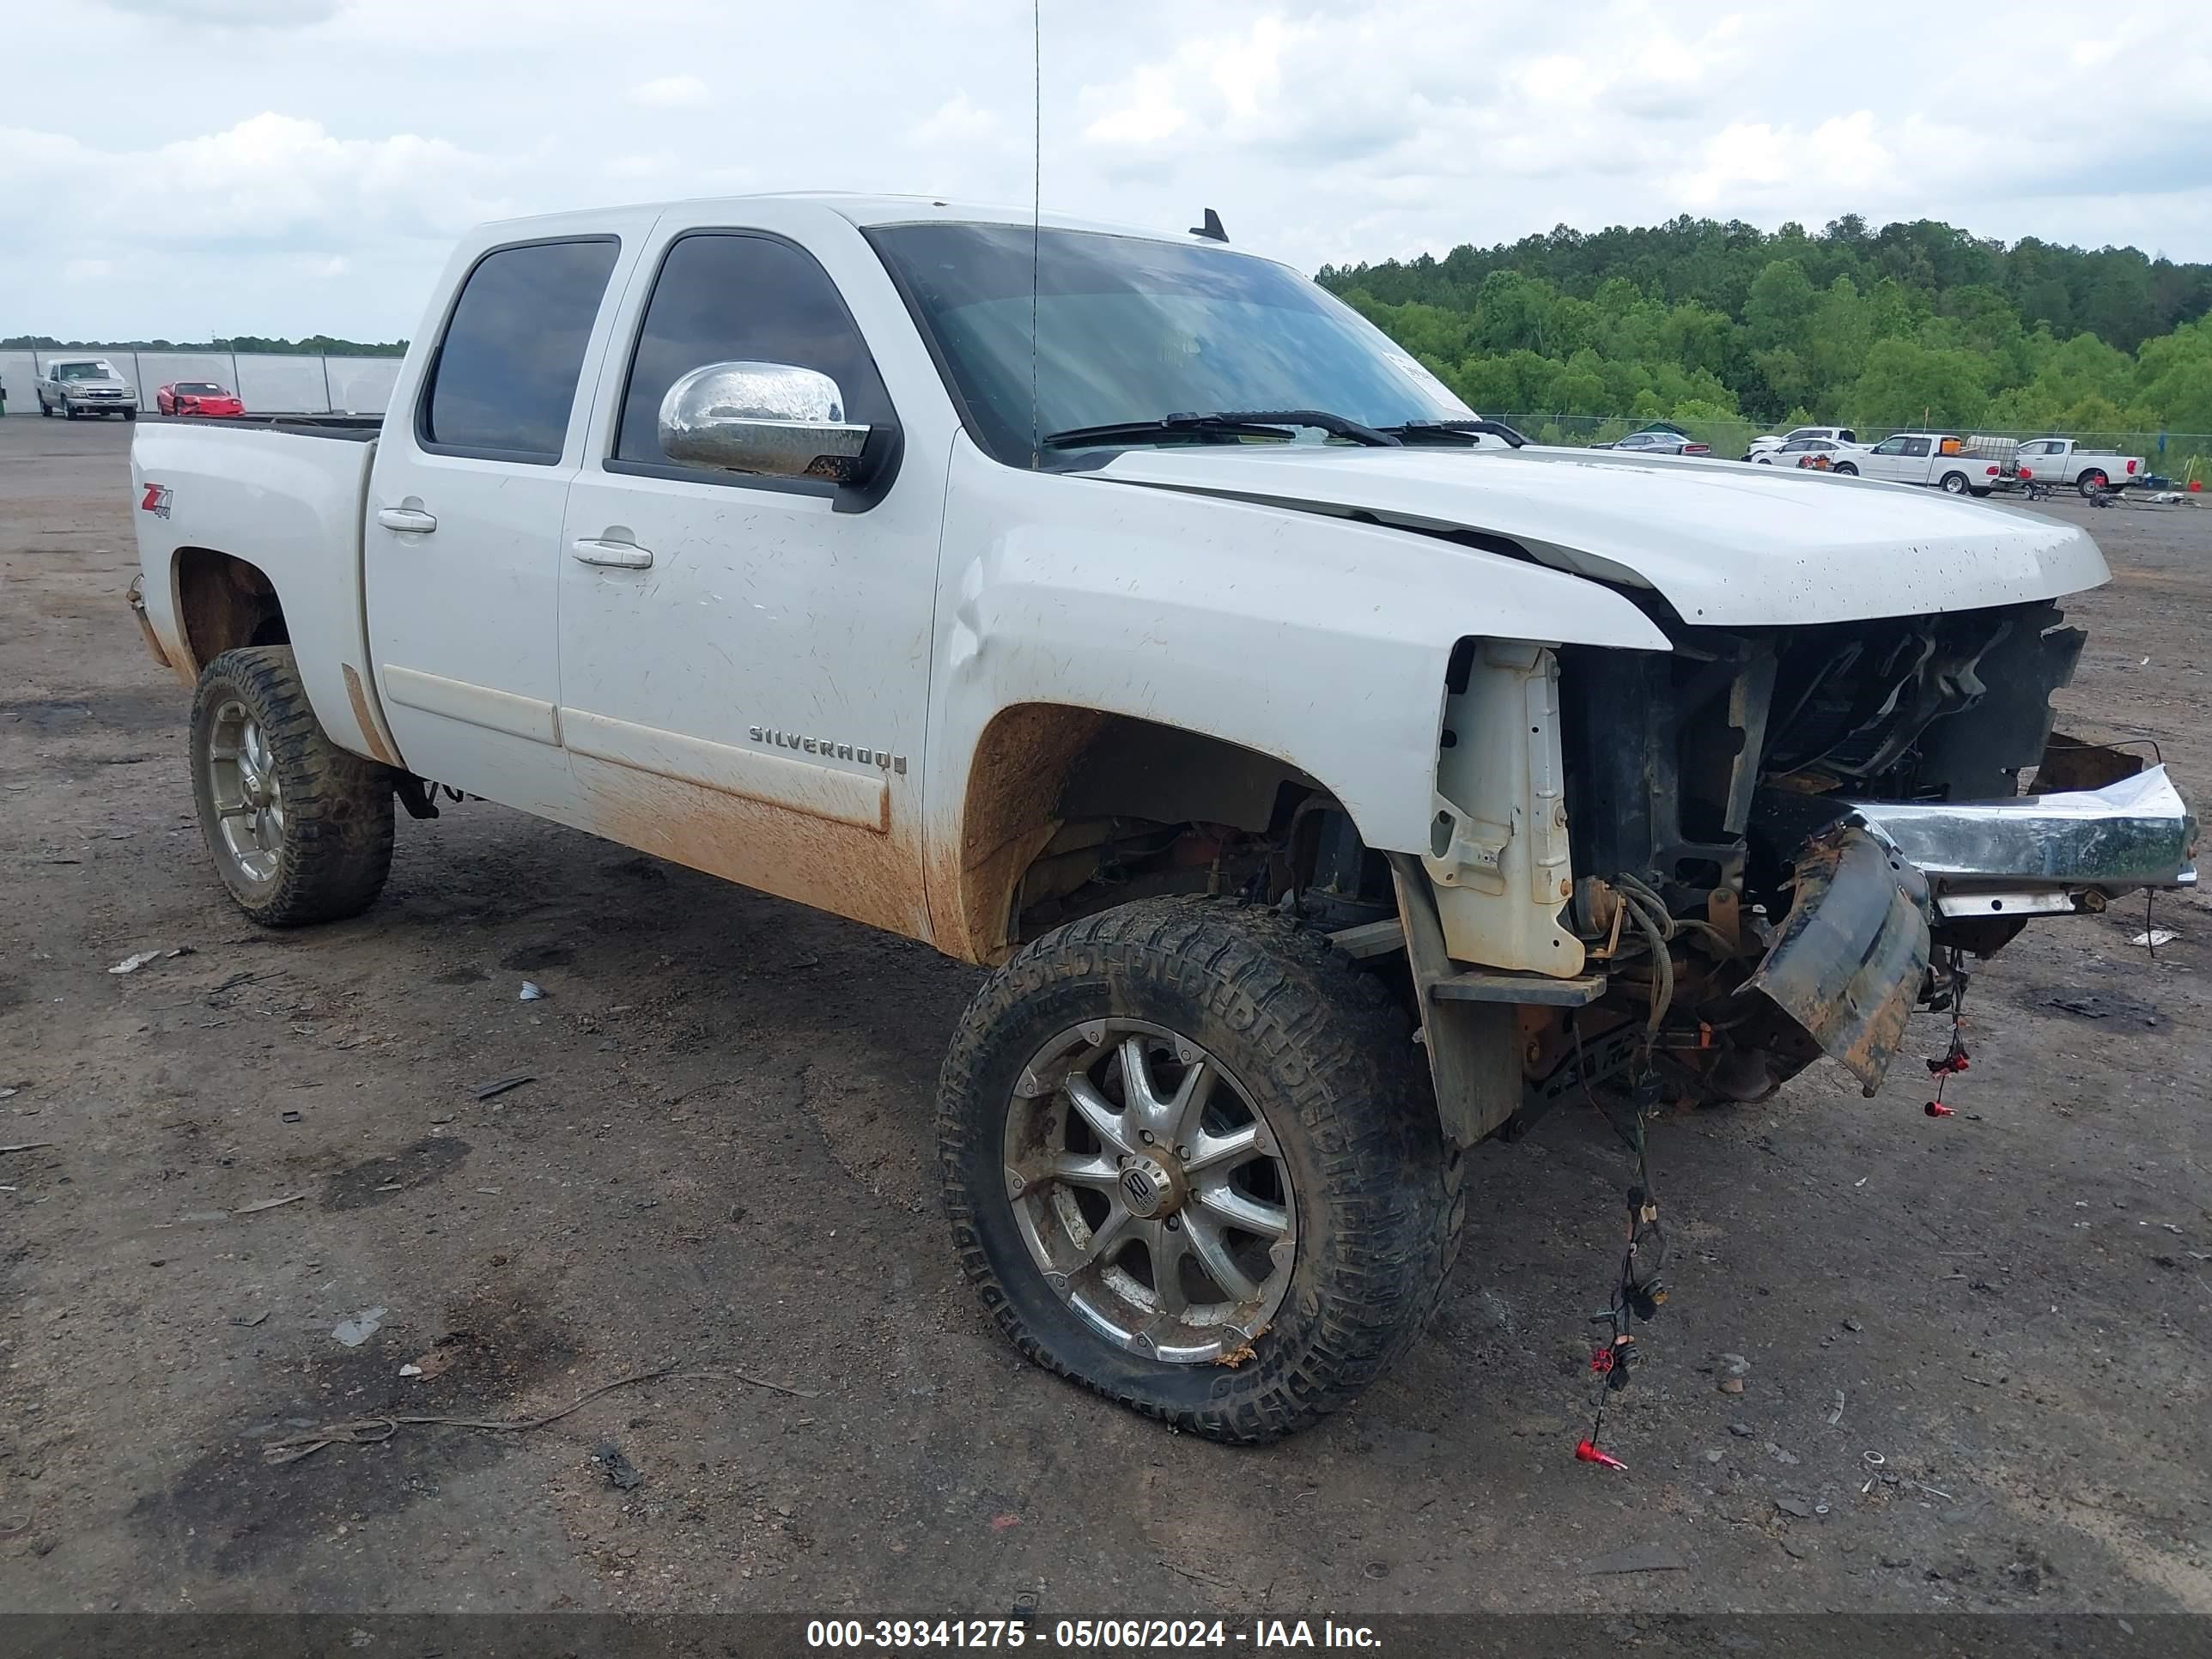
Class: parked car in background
2013,437,2142,497
1856,431,2010,496
1745,424,1860,459
157,381,245,418
37,358,137,420
1595,428,1711,455
1757,436,1860,474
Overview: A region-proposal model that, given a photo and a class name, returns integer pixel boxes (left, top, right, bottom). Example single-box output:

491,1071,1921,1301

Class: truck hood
1090,444,2110,628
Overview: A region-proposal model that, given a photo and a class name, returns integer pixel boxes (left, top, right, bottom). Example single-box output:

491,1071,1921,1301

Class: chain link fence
1494,413,2212,480
0,347,399,417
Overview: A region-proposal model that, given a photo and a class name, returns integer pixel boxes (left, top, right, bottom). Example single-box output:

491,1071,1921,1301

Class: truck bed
163,412,384,441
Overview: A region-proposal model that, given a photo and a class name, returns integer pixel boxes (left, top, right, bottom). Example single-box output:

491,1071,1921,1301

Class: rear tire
39,398,52,418
188,646,395,927
1940,471,1967,495
2079,471,2108,497
939,896,1458,1443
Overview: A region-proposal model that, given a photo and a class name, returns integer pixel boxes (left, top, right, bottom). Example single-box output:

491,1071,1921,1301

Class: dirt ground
1,416,2207,1617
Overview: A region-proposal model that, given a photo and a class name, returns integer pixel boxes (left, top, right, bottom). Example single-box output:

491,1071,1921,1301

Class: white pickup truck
2014,436,2145,496
126,195,2197,1443
1856,431,2016,495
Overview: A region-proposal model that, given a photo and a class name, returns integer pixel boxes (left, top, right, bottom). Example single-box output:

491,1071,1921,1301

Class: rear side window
613,231,893,469
421,238,620,463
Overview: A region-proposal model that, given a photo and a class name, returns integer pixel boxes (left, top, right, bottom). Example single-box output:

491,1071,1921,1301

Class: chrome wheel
206,698,284,884
1002,1018,1297,1364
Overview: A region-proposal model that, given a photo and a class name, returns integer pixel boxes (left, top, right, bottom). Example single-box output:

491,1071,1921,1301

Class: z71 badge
139,483,173,519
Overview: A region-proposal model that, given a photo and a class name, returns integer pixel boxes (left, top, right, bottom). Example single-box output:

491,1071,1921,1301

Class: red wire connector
1923,1100,1955,1118
1575,1439,1628,1471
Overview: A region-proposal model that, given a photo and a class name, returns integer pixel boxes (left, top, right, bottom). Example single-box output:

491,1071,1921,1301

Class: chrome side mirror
657,362,877,483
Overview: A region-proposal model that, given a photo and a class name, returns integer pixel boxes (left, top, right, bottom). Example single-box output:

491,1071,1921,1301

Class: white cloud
912,93,999,148
3,0,2210,339
629,74,709,109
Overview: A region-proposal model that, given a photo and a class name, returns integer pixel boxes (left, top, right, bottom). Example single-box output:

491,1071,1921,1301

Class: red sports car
157,380,244,417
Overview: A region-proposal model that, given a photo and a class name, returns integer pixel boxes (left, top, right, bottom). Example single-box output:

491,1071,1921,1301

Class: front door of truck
1862,435,1911,482
364,225,644,818
554,224,943,939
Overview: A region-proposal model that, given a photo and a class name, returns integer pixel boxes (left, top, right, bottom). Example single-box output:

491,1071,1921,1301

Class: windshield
55,362,113,381
177,382,224,395
866,222,1470,464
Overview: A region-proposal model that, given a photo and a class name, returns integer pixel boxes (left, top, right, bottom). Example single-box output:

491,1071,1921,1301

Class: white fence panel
2,349,399,416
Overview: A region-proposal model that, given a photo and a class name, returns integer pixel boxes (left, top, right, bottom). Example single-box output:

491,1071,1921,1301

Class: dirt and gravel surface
1,417,2208,1616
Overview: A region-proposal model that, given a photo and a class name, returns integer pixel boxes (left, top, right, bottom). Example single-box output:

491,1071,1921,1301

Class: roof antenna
1028,0,1042,469
1190,208,1228,242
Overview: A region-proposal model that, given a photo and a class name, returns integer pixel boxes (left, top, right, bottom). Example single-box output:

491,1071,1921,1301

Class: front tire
1834,462,1858,476
939,896,1458,1443
2079,471,2108,497
189,646,395,927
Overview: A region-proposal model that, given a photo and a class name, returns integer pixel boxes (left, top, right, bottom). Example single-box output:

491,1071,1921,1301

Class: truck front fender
921,439,1670,962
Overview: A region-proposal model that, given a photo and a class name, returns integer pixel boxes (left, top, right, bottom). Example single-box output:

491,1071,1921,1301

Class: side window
1872,437,1905,455
614,232,894,471
1838,429,1856,443
1904,438,1931,458
420,238,620,463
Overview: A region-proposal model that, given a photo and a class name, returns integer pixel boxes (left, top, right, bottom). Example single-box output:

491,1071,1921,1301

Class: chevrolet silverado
126,195,2197,1443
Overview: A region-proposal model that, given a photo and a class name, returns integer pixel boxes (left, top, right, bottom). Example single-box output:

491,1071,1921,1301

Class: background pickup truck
38,357,137,420
2014,436,2144,496
1856,430,2013,495
127,194,2197,1443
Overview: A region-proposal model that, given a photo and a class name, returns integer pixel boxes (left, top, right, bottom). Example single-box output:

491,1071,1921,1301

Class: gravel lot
2,417,2208,1615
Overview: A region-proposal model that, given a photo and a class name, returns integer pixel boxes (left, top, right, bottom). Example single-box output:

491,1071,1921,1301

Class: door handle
571,538,653,569
376,506,438,534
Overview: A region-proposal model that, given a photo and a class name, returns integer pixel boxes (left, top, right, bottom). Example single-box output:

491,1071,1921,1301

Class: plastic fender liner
1746,825,1933,1094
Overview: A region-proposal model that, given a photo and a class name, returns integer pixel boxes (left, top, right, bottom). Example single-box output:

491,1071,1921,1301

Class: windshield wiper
1381,418,1529,449
1040,409,1402,451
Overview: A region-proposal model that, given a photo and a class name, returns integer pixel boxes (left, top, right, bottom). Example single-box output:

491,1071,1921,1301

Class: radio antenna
1028,0,1042,469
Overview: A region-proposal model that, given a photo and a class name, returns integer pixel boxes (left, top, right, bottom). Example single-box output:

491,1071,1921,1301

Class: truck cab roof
469,193,1250,254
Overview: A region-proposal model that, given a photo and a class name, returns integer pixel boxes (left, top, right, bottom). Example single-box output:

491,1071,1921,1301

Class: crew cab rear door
552,210,950,939
364,215,652,817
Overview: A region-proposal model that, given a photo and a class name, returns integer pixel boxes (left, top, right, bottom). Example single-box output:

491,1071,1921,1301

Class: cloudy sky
8,0,2211,341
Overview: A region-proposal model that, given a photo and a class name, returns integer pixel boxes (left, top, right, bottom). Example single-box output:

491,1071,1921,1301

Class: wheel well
940,705,1388,963
174,549,288,672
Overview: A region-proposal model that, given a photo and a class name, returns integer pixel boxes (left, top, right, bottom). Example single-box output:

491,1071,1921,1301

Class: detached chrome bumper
1749,763,2196,1091
1845,764,2197,913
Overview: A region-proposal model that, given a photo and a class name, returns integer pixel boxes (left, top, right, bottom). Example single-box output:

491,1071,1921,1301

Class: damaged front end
1525,599,2199,1114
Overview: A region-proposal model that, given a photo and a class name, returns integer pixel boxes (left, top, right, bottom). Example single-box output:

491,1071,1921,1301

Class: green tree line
1318,216,2212,442
3,334,406,357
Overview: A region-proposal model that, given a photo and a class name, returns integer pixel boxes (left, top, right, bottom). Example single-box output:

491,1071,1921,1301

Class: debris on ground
264,1362,690,1466
1718,1377,1745,1395
230,1310,270,1328
331,1306,388,1347
0,1141,57,1156
108,951,161,975
592,1441,645,1490
1829,1389,1847,1425
234,1193,306,1215
1843,1317,1864,1332
471,1074,535,1101
519,981,545,1001
1776,1497,1814,1518
2132,928,2179,948
1721,1352,1752,1376
1584,1544,1687,1574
